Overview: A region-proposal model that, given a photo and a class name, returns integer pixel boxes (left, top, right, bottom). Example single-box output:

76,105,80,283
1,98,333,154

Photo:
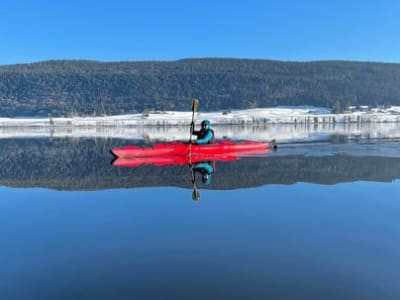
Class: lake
1,127,400,300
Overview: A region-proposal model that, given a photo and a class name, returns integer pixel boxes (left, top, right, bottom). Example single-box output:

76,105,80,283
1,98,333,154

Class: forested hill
1,59,400,117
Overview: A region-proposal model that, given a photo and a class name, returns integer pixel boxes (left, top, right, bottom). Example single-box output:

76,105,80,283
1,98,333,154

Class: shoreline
1,107,400,128
1,122,400,142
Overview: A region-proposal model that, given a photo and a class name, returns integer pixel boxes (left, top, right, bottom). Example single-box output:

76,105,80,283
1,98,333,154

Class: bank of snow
1,106,400,127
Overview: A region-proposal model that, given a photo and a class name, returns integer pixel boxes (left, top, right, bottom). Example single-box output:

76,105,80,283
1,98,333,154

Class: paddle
192,189,200,201
189,98,200,200
189,98,199,144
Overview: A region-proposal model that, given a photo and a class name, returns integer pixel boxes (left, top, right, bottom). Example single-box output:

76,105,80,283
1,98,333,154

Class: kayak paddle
189,98,199,144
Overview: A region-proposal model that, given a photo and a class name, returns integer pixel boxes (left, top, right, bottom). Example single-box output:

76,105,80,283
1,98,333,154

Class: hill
1,59,400,116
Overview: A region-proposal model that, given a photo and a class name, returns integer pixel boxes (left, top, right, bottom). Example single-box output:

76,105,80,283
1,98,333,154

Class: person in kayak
192,161,214,185
191,119,215,144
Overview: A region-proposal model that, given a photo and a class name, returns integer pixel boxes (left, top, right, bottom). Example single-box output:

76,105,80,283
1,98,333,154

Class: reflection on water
1,137,400,192
2,122,400,142
1,133,400,299
110,141,271,200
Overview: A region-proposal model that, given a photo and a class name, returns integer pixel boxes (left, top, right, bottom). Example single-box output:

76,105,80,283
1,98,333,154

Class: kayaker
191,119,215,144
192,161,214,185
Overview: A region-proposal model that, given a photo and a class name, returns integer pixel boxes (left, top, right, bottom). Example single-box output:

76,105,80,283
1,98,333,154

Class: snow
1,120,400,143
1,106,400,127
1,106,400,141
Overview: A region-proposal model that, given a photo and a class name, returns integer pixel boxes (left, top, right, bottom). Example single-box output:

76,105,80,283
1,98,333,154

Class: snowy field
1,106,400,141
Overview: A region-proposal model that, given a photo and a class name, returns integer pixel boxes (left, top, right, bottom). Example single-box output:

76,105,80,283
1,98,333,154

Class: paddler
190,120,215,144
192,161,214,185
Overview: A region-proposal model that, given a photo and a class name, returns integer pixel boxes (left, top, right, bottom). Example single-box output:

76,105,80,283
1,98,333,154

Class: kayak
111,141,270,167
112,153,239,167
112,141,270,159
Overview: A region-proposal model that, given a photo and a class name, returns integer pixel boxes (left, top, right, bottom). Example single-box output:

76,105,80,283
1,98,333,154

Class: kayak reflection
111,141,273,200
190,160,215,200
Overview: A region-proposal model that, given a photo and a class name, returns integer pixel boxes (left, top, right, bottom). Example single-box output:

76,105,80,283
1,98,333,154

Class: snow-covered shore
1,107,400,141
1,106,400,128
1,122,400,143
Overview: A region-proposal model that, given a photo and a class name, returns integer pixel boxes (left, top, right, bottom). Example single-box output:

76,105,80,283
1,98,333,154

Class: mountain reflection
1,137,400,191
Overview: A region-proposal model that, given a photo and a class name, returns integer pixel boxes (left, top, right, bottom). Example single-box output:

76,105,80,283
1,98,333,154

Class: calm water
1,136,400,300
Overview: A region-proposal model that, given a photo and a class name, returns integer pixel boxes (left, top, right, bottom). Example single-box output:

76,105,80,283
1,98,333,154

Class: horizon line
1,57,400,67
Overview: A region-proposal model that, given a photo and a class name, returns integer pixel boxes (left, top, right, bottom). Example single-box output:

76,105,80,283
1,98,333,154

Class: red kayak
111,141,271,167
112,141,269,158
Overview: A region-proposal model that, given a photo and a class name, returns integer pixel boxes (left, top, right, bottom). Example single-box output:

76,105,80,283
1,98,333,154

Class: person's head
201,174,212,185
201,120,211,130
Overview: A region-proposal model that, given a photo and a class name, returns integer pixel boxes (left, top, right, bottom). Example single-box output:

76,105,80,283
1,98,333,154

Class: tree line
0,59,400,116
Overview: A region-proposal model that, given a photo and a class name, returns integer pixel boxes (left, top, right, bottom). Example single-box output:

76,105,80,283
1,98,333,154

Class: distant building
371,105,386,113
346,106,357,113
360,105,369,112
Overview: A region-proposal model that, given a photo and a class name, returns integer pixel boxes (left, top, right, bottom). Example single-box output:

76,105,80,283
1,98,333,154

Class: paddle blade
192,189,200,201
191,98,199,112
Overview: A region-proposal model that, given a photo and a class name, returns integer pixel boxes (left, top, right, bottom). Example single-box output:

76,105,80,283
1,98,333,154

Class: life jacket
195,128,215,144
194,162,214,175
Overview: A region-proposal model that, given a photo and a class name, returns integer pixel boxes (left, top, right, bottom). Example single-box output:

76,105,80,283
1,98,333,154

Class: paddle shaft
189,99,199,143
189,99,200,199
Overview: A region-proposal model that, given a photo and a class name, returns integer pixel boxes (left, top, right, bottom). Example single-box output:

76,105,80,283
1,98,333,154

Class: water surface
0,133,399,300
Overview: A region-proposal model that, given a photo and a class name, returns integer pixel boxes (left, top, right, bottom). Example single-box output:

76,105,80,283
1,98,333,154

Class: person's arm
191,122,201,136
194,162,214,174
195,130,213,144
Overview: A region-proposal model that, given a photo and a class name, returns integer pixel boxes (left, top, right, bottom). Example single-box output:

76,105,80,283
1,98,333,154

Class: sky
0,0,399,65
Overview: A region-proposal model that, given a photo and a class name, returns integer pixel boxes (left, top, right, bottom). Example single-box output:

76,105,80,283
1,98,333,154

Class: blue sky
0,0,399,64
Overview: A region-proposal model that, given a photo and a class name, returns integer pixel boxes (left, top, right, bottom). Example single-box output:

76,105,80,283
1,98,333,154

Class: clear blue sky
1,0,399,65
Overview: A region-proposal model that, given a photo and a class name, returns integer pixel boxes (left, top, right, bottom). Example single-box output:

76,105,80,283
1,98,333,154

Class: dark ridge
0,58,399,117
